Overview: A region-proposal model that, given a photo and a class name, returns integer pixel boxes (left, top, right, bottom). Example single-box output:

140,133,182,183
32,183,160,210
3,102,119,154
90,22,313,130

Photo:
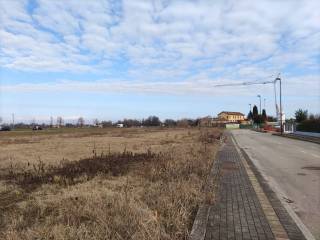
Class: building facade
218,111,245,123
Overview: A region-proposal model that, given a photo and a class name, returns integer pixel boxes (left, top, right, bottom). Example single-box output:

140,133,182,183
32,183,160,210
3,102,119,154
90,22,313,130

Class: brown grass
0,127,222,240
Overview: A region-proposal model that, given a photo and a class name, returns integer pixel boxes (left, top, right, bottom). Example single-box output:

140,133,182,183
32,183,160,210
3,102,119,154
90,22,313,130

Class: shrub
296,119,320,133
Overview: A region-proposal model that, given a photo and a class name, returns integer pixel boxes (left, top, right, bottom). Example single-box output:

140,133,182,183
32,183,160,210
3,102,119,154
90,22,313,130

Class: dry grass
0,127,222,240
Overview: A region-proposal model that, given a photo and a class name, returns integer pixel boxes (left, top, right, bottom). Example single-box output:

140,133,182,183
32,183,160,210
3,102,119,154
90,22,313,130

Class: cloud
0,0,319,84
2,74,319,98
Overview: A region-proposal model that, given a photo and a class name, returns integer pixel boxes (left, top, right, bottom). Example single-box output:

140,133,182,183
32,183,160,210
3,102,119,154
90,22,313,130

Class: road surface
232,129,320,240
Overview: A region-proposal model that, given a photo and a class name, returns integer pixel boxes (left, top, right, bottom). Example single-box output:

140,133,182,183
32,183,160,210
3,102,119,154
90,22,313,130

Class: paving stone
202,134,308,240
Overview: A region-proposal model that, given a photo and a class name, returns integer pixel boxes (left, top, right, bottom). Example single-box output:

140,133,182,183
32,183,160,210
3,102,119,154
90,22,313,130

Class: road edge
189,204,211,240
231,132,315,240
272,133,320,145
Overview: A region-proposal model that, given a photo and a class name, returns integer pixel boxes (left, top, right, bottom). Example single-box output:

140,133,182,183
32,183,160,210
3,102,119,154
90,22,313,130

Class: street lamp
257,95,261,115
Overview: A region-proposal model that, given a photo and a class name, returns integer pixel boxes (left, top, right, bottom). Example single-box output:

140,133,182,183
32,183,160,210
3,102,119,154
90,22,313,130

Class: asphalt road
232,129,320,240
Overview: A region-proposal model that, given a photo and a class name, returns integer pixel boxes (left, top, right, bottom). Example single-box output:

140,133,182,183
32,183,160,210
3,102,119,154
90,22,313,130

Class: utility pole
263,98,266,110
276,75,283,134
249,103,252,112
257,95,261,115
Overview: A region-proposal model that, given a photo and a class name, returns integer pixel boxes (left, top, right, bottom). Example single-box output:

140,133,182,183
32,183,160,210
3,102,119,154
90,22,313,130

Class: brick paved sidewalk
191,133,307,240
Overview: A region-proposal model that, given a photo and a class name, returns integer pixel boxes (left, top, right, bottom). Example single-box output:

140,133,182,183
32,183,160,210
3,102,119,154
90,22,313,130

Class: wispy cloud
2,75,319,98
0,0,319,121
0,0,319,78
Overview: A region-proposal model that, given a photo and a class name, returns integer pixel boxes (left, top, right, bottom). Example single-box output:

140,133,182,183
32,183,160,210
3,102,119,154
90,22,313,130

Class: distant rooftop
218,111,245,116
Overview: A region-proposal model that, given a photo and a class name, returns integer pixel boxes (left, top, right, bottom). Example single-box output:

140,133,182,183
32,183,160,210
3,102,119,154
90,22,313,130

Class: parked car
0,126,11,131
32,126,43,130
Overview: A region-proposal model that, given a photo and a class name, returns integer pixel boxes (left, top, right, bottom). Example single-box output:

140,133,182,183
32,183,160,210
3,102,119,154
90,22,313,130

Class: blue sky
0,0,319,123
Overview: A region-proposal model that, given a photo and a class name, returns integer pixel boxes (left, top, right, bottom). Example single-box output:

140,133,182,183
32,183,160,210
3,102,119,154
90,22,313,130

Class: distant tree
252,105,259,123
194,118,201,126
123,118,141,127
176,119,190,127
93,118,99,126
262,109,267,122
295,109,308,123
164,119,177,127
13,122,29,129
267,116,277,122
31,118,36,126
247,110,253,120
57,116,64,127
142,116,161,126
77,117,85,127
0,117,2,124
50,116,54,128
187,119,198,126
101,121,113,128
309,114,315,120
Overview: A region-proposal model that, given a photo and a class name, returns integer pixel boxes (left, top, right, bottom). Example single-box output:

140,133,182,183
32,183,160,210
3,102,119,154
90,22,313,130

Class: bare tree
31,118,36,126
77,117,85,127
50,116,53,128
93,118,99,126
57,116,64,127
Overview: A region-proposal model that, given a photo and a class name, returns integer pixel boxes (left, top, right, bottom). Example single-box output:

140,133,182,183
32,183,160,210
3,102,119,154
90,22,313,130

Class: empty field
0,127,221,240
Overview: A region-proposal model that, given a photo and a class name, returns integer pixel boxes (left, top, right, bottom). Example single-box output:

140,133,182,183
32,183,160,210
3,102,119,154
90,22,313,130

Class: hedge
296,119,320,133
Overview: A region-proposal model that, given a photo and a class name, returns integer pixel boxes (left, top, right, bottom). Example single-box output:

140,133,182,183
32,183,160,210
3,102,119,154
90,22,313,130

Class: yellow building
218,111,245,123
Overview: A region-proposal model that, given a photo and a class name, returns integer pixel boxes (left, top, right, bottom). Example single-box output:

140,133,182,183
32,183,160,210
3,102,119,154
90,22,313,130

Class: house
198,116,228,127
218,111,245,123
199,116,213,127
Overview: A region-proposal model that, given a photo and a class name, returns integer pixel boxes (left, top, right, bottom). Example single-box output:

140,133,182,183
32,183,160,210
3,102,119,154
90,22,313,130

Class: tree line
3,115,202,129
294,109,320,133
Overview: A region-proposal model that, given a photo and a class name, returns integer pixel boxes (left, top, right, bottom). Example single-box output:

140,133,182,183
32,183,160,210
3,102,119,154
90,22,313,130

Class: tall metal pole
260,97,262,115
279,77,283,134
257,95,261,115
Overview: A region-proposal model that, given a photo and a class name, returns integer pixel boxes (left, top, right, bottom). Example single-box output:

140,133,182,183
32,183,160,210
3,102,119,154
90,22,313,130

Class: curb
189,204,211,240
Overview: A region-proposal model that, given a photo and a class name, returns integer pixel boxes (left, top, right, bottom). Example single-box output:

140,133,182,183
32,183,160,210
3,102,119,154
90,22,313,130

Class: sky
0,0,319,123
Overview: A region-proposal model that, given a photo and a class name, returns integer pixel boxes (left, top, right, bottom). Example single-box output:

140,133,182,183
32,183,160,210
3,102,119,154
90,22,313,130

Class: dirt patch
0,150,162,191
